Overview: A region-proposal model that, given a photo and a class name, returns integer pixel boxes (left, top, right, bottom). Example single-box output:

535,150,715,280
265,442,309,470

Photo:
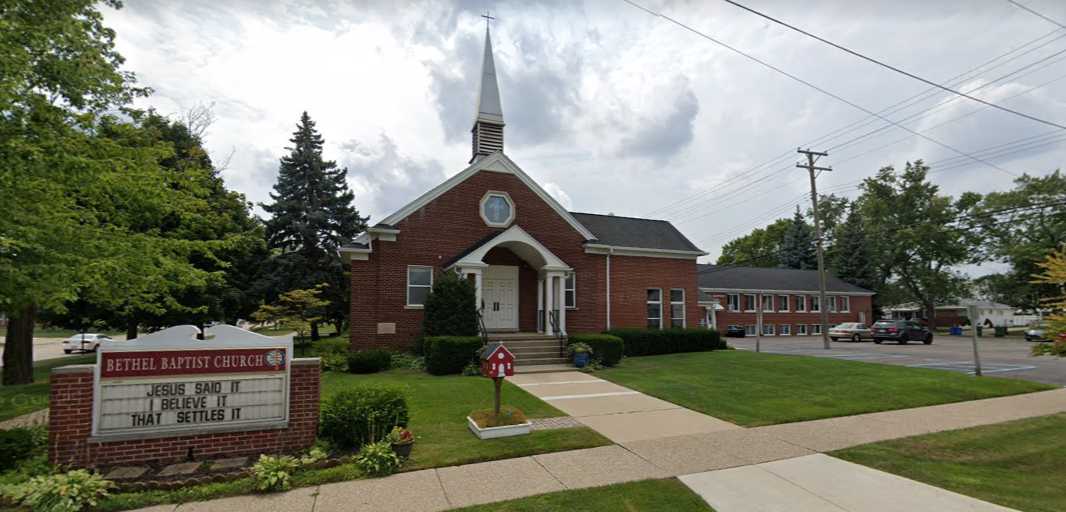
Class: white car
62,333,112,354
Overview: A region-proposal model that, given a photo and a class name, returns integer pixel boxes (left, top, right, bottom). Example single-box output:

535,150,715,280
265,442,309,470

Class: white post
969,304,983,377
471,268,483,313
557,272,567,336
537,278,544,333
756,294,763,353
544,274,554,336
709,304,717,330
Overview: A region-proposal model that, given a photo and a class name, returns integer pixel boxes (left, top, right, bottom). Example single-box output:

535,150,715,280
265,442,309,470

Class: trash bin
994,326,1008,337
976,326,983,337
949,326,962,336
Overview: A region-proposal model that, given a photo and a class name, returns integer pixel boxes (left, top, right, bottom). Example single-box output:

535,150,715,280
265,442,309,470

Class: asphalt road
0,336,127,366
728,334,1066,387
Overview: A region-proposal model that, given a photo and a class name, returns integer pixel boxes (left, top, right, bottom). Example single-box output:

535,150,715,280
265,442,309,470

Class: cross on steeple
481,11,496,29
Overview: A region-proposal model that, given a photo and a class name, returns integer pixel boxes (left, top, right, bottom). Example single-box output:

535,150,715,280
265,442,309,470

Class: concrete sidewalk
134,388,1066,512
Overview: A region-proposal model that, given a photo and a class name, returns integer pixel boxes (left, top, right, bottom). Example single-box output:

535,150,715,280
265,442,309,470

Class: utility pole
797,148,832,350
968,304,983,377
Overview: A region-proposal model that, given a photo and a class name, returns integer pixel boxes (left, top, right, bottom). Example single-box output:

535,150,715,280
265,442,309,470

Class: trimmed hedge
320,386,409,450
347,349,392,374
567,334,624,366
604,328,725,357
424,336,483,375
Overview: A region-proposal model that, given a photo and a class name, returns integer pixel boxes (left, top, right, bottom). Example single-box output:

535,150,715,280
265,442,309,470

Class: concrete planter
466,416,532,439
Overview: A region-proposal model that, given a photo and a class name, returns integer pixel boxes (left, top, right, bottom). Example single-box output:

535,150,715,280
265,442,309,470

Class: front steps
484,332,570,369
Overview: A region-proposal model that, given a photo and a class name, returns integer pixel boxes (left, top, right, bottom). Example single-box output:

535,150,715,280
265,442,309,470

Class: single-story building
698,265,875,336
885,300,1022,327
342,26,706,353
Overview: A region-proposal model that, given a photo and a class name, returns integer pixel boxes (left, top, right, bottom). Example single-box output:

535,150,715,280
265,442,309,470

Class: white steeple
471,21,504,162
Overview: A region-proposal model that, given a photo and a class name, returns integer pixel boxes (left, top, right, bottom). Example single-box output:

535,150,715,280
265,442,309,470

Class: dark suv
725,325,746,338
872,320,933,345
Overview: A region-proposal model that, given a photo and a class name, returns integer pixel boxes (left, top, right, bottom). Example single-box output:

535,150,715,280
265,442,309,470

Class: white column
544,274,554,336
472,268,483,312
557,272,567,336
537,278,544,333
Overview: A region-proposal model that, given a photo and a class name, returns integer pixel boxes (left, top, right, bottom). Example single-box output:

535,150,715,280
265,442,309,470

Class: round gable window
480,192,515,227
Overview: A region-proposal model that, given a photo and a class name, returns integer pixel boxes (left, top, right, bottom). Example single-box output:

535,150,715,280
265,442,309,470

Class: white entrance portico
448,225,571,335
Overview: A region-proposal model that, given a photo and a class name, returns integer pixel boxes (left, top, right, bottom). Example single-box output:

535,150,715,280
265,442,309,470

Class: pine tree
261,112,367,338
779,206,817,270
831,206,877,290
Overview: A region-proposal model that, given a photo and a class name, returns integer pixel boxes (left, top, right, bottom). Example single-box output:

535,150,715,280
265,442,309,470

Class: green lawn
834,413,1066,512
452,478,713,512
596,350,1052,426
0,355,95,422
322,369,611,470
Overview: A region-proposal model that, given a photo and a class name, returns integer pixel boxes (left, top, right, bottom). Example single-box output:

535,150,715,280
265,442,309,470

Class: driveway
0,336,125,366
728,335,1066,386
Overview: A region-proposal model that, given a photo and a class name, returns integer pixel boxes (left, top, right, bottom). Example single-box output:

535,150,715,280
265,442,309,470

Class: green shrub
354,440,401,477
2,469,113,512
0,428,37,472
422,270,478,336
567,334,624,366
347,349,392,374
604,328,724,357
250,454,299,493
424,336,483,375
390,352,425,370
321,352,348,372
313,337,350,355
319,386,409,450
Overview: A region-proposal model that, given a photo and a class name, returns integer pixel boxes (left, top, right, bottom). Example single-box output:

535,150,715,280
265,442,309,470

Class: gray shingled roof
571,212,703,253
697,264,874,294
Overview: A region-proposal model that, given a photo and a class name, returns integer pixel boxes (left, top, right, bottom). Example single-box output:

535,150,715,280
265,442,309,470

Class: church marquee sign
91,325,293,440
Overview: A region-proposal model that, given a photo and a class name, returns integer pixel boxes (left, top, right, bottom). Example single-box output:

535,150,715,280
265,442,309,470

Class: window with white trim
480,192,515,227
810,324,822,335
796,295,807,312
780,324,791,335
840,296,850,313
761,294,774,312
728,294,740,312
797,324,808,335
828,296,838,313
744,325,757,336
744,294,757,312
407,266,433,307
762,323,775,336
670,288,686,328
647,289,662,329
778,295,789,312
564,274,576,309
811,296,821,312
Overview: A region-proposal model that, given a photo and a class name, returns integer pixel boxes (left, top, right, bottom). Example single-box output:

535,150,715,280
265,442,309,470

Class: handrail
547,310,565,357
476,308,489,348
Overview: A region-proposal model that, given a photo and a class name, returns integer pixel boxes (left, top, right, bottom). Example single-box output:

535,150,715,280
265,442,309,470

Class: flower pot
466,416,532,439
573,352,590,368
391,442,413,459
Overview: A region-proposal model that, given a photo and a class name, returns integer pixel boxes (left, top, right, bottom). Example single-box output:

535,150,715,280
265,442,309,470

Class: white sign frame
91,325,295,441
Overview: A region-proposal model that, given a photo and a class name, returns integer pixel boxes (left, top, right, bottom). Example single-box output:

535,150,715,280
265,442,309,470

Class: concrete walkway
134,388,1066,512
509,371,740,443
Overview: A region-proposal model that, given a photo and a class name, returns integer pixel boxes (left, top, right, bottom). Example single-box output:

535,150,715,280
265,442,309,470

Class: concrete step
486,332,564,342
515,356,568,366
494,339,562,348
514,363,575,374
510,348,563,357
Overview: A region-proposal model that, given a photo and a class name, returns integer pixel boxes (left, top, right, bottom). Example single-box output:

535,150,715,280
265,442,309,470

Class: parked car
829,322,872,342
62,333,112,354
1024,326,1050,342
724,325,746,338
872,320,933,345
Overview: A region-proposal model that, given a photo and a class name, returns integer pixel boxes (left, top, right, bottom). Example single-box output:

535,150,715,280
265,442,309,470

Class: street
728,334,1066,387
0,335,127,366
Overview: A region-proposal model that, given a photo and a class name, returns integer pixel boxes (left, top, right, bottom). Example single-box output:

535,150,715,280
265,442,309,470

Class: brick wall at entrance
48,359,320,468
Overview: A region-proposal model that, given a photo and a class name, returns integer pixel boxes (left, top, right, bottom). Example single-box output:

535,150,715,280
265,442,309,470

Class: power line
721,0,1066,131
1007,0,1066,30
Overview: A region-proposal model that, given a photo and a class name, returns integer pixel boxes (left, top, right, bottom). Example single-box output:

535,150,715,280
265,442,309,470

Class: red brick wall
48,359,320,468
710,293,874,335
608,255,700,330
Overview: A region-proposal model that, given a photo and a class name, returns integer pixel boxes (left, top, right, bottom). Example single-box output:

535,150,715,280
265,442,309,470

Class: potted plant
567,342,593,368
386,426,414,458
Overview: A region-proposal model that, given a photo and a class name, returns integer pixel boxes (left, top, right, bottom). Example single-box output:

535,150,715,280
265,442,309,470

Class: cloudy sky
104,0,1066,267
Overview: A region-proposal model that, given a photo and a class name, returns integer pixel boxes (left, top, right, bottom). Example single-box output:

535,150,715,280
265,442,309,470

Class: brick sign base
49,358,320,468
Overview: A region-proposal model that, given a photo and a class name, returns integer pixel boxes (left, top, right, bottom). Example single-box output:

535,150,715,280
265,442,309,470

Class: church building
343,25,707,358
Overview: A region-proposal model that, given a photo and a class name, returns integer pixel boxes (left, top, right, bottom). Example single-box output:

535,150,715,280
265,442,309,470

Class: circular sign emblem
266,349,286,369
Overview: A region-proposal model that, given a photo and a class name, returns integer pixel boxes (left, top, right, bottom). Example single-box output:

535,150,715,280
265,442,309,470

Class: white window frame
797,324,808,335
780,324,791,336
778,295,790,312
406,265,434,308
761,294,774,312
744,294,757,312
647,288,662,329
810,324,822,335
828,296,838,313
670,288,686,328
728,294,740,312
744,324,757,336
479,191,516,228
564,273,576,309
796,295,807,312
762,323,775,336
811,296,821,312
840,296,850,313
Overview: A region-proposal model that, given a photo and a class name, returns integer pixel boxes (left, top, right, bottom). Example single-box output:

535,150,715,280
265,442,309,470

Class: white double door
483,265,519,331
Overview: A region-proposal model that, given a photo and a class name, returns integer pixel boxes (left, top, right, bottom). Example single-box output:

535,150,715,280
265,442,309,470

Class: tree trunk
310,321,320,341
2,304,36,385
924,302,937,329
493,377,502,417
126,318,138,340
